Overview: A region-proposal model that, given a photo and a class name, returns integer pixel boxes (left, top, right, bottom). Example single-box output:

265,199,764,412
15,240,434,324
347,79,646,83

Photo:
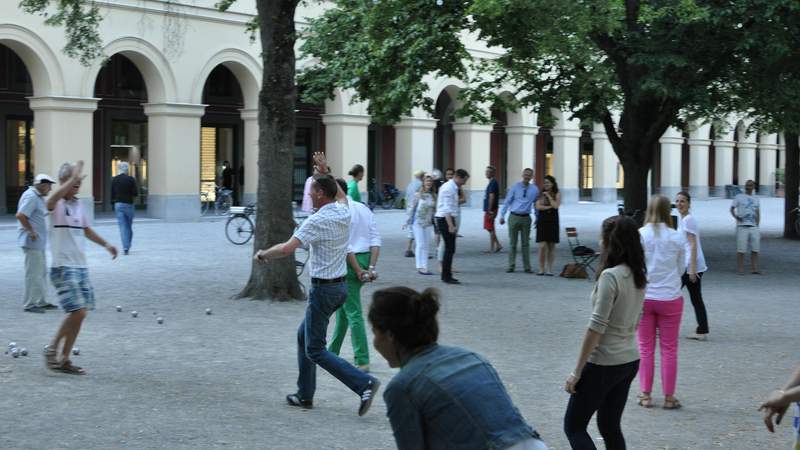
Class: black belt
311,276,345,285
510,212,530,217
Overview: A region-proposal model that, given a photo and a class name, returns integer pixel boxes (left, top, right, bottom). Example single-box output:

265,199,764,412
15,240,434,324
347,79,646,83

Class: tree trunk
784,132,799,240
237,0,304,300
619,158,650,220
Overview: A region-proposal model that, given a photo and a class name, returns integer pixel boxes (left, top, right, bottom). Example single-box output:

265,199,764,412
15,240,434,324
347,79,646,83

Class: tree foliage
19,0,102,66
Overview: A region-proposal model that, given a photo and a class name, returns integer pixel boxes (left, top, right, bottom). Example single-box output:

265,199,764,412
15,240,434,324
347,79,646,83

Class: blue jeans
296,281,372,401
114,202,134,251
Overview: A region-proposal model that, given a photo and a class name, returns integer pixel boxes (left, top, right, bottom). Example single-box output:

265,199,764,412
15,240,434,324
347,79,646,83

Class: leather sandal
637,393,653,408
56,360,86,375
663,397,682,410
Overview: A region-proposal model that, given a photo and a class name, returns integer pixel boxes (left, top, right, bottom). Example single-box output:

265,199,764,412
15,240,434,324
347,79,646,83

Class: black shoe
40,303,59,310
358,378,381,416
524,269,534,273
443,278,461,285
124,250,129,256
286,393,313,409
506,268,515,273
404,250,414,258
24,306,45,314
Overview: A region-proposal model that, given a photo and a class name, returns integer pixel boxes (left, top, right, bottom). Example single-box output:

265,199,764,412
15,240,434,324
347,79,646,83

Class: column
591,123,619,203
551,127,581,203
505,125,538,183
29,96,98,218
394,117,436,189
738,139,758,184
713,139,735,197
322,113,370,196
659,127,683,198
240,109,258,206
143,103,206,220
778,142,786,170
758,134,779,196
452,121,493,207
687,138,711,199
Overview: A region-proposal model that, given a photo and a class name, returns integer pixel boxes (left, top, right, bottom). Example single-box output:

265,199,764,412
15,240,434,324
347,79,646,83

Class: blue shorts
50,267,95,313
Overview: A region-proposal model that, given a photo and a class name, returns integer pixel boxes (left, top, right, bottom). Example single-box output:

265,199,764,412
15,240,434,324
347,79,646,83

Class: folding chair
565,227,600,280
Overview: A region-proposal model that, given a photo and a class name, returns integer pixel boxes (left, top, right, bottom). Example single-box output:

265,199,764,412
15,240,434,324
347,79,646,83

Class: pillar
321,113,370,196
687,137,711,199
452,121,493,207
659,127,683,198
591,122,619,203
394,117,436,190
779,142,786,170
758,134,778,196
29,96,98,218
240,109,258,206
738,139,758,185
505,125,538,185
143,102,206,220
713,139,735,197
550,126,581,203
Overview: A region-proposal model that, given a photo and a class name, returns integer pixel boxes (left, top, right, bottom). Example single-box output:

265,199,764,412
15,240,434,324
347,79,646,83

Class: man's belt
510,212,531,217
310,276,346,285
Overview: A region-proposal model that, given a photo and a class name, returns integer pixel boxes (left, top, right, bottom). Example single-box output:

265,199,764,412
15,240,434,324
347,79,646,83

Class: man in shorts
483,165,501,253
45,161,118,374
730,179,760,274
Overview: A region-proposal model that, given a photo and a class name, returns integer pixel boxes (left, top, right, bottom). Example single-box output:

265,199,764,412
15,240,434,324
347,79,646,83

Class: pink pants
637,297,683,396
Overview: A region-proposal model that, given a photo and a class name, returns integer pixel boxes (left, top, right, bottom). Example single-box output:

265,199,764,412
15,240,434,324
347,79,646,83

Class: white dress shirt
347,197,381,253
639,223,686,301
435,179,459,217
293,201,350,279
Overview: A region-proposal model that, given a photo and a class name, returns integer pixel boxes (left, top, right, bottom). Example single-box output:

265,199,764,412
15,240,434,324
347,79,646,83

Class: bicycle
225,204,255,245
201,185,234,216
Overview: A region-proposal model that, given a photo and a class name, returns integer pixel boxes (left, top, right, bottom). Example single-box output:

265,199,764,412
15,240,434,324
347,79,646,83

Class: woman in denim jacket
368,286,548,450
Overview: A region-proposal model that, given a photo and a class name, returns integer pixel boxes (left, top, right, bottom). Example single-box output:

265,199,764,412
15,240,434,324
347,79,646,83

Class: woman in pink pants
638,195,686,410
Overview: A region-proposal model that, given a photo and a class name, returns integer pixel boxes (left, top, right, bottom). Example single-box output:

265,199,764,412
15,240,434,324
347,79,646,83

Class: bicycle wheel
381,195,394,209
218,197,231,216
295,247,309,276
225,215,254,245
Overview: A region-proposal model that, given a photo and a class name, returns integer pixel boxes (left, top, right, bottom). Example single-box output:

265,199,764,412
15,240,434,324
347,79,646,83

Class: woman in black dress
535,175,561,275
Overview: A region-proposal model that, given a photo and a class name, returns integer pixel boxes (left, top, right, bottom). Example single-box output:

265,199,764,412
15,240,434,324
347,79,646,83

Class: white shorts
736,226,760,253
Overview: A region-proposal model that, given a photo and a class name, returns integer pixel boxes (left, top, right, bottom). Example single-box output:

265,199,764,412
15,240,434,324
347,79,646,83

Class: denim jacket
384,345,540,450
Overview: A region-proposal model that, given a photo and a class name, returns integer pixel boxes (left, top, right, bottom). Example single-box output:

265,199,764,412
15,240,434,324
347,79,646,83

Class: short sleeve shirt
49,198,90,268
483,179,499,212
677,214,708,273
17,186,48,250
292,201,350,279
732,193,760,226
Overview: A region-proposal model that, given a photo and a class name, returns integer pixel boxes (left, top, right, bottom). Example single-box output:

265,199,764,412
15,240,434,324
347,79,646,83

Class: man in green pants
499,168,538,273
329,178,381,371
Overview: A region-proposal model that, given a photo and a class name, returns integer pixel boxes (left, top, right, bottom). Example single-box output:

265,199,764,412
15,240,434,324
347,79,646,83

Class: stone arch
82,37,177,103
192,48,261,109
0,24,64,95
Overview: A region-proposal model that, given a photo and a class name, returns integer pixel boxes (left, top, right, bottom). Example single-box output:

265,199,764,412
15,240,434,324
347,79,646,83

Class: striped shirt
293,201,350,279
49,198,90,268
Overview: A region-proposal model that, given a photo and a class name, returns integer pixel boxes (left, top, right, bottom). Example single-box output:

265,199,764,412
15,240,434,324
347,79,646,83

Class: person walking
405,174,436,275
564,216,646,450
328,178,381,372
44,161,118,375
675,192,709,341
730,179,761,274
347,164,364,203
484,165,502,253
111,161,138,255
637,195,686,410
254,152,380,415
369,286,549,450
403,170,425,258
435,169,469,284
16,173,57,313
535,175,561,275
499,168,538,273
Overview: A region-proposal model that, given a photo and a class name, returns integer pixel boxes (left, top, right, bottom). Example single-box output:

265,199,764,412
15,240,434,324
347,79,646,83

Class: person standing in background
403,170,424,258
347,164,365,203
675,192,710,341
16,173,57,313
111,161,138,255
535,175,561,276
406,174,437,275
483,166,502,253
499,168,538,273
435,169,469,284
730,179,761,274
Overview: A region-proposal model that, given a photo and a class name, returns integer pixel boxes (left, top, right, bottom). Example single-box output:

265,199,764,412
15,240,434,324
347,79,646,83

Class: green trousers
328,252,370,366
508,214,532,271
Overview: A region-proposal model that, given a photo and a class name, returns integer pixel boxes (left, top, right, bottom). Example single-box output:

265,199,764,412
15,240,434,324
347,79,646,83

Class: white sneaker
686,333,708,341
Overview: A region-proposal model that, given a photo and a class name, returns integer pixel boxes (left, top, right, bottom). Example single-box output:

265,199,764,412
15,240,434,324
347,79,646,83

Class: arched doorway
0,44,34,213
434,91,455,171
200,65,244,205
93,54,148,212
489,106,507,193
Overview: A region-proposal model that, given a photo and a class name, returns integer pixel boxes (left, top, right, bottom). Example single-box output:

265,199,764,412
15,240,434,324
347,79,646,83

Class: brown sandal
56,360,86,375
663,398,682,410
637,393,653,408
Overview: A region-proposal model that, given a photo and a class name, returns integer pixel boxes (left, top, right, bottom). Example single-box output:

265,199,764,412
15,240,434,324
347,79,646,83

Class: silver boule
8,342,17,350
72,347,80,356
20,348,28,356
11,348,19,358
205,308,212,315
116,305,122,312
131,311,138,318
157,317,164,324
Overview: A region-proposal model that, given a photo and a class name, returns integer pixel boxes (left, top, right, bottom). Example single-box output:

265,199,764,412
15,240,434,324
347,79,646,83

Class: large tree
22,0,304,299
299,0,756,213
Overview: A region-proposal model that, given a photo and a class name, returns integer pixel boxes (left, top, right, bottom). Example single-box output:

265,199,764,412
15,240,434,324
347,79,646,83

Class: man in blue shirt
499,168,538,273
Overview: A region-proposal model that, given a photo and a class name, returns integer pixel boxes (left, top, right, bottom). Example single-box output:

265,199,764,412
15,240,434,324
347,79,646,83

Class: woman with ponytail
368,287,548,450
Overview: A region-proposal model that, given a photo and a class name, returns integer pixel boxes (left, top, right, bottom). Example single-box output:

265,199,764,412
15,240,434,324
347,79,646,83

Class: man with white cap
16,173,57,313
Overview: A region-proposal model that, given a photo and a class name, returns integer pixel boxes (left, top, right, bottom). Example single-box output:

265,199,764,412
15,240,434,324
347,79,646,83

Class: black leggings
681,271,708,334
564,360,639,450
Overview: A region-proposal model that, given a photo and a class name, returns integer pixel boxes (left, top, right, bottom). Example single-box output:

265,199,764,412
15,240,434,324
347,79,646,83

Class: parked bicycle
201,185,234,216
367,179,402,210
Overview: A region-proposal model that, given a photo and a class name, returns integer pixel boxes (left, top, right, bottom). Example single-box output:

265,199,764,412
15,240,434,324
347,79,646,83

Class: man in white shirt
404,170,424,257
255,153,380,416
435,168,470,284
16,173,57,312
328,178,381,372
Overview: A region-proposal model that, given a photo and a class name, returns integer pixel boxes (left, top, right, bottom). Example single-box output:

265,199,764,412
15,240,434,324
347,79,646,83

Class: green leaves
20,0,102,66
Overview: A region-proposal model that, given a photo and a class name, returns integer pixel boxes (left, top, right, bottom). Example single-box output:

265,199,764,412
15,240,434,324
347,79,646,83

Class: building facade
0,1,787,219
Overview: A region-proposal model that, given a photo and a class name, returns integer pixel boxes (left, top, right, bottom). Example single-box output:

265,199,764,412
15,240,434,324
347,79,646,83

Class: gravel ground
0,197,797,450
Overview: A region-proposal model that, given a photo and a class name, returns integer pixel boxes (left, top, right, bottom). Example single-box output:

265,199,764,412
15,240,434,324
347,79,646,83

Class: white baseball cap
34,174,55,185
